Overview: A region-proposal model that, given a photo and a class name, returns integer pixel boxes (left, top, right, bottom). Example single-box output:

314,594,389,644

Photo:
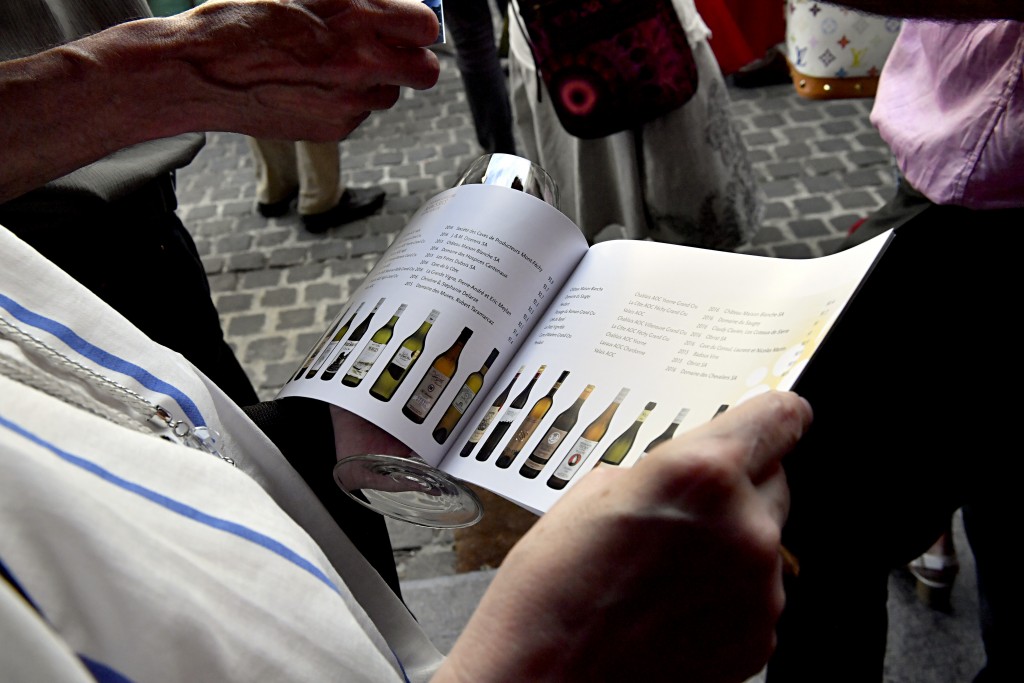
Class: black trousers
0,174,259,406
767,182,1018,681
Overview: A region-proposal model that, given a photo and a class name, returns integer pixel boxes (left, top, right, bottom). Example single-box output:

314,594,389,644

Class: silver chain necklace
0,314,233,466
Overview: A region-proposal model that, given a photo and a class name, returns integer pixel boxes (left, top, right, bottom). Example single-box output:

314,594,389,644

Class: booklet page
441,232,891,513
278,184,589,465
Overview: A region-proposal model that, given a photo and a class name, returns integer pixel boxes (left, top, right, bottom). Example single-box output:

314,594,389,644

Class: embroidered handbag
517,0,699,139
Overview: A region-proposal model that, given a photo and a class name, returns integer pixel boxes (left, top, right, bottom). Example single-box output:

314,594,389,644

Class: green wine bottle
597,401,657,467
321,297,385,381
291,306,349,381
369,309,440,401
520,384,594,479
403,326,474,423
304,301,366,379
546,387,629,490
433,348,500,444
495,370,570,469
638,406,690,460
342,303,407,388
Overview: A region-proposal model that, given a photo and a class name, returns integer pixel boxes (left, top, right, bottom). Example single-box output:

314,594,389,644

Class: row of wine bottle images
458,363,730,490
290,297,501,442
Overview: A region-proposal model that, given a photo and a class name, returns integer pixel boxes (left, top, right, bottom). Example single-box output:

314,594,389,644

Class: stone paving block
241,269,283,289
206,272,239,292
845,168,890,188
788,107,825,123
835,190,882,210
790,218,833,238
747,225,787,245
821,120,858,135
779,126,819,143
762,201,792,220
216,293,254,313
261,288,298,307
268,247,308,268
215,234,253,253
244,336,288,362
751,112,786,130
284,263,327,284
764,161,805,180
304,282,343,302
760,179,801,199
848,149,891,168
255,229,292,248
805,157,848,175
776,142,814,160
201,256,225,274
830,214,868,233
800,175,845,193
794,196,835,215
227,314,266,336
277,308,316,330
814,138,853,154
773,241,817,259
222,200,253,216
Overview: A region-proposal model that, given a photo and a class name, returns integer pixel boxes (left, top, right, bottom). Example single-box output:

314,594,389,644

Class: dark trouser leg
767,191,1019,680
1,177,259,406
446,0,517,154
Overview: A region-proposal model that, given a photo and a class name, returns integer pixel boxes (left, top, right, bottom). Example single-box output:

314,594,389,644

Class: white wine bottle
304,301,366,379
474,365,546,462
460,364,524,457
433,348,500,444
369,309,440,401
402,326,474,423
291,306,349,381
519,384,594,479
495,370,570,469
638,406,690,459
597,401,657,467
321,297,385,381
546,387,630,490
342,303,407,388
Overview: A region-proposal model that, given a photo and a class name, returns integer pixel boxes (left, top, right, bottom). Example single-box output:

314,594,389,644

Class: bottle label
450,384,478,415
469,405,501,442
499,407,523,424
392,346,417,370
309,340,339,371
348,341,386,379
550,438,599,480
334,339,359,362
405,368,453,418
530,427,569,461
508,415,543,450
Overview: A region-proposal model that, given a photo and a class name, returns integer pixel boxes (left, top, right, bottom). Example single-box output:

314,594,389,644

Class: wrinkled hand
435,391,812,683
163,0,440,139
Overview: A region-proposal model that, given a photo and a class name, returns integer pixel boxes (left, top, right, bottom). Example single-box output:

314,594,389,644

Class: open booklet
278,184,892,515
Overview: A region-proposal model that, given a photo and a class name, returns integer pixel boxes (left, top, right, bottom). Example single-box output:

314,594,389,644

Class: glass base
333,454,484,528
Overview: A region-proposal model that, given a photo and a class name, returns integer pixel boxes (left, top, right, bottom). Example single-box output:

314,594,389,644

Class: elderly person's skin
0,0,441,202
336,391,810,683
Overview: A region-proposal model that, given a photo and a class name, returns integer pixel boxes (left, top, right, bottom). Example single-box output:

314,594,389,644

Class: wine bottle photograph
290,305,350,382
402,326,474,423
495,369,570,469
320,297,386,381
432,348,500,444
474,364,546,462
638,406,690,459
369,309,440,402
546,387,630,490
304,300,366,379
342,303,407,388
459,364,525,457
519,383,595,479
597,401,657,467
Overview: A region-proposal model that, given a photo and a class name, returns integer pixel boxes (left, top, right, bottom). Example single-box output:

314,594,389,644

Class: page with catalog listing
439,232,893,514
277,183,589,466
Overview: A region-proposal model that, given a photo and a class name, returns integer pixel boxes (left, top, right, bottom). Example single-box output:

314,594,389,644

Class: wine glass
332,153,560,528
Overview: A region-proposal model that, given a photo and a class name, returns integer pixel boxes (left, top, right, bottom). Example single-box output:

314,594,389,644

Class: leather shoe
302,186,386,233
256,189,299,218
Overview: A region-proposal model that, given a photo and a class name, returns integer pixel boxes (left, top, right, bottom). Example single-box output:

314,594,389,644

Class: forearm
0,18,191,202
828,1,1024,20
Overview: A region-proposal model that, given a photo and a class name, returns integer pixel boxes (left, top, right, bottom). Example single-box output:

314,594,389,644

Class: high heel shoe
908,549,959,609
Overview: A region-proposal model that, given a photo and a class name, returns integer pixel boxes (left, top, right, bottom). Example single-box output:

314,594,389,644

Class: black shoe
301,186,386,233
256,189,299,218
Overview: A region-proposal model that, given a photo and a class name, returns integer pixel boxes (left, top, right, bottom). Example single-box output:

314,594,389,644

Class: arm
433,391,812,683
829,1,1024,20
0,0,440,202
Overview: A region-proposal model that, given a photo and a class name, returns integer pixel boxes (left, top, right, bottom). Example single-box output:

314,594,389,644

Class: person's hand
330,404,413,460
157,0,442,140
0,0,441,201
435,391,812,683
